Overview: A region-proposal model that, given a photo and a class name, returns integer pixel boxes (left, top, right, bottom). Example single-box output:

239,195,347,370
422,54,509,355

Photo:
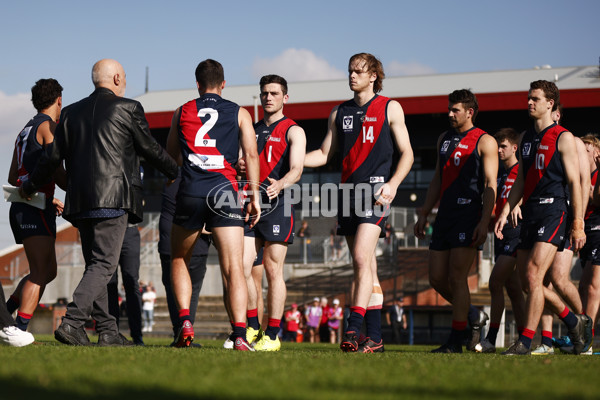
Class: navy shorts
173,194,243,230
337,194,389,237
245,198,294,243
579,228,600,266
517,204,567,250
429,209,482,251
494,223,521,261
9,201,56,244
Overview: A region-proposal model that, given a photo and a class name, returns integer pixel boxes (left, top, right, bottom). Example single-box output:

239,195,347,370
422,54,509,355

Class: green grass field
1,335,598,400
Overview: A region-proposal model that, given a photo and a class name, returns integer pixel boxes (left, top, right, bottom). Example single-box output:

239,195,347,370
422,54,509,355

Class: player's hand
471,221,488,247
236,158,247,176
375,183,396,206
494,215,507,240
571,218,586,253
246,196,261,228
53,198,64,216
266,177,284,200
18,185,32,201
414,215,427,239
509,205,521,228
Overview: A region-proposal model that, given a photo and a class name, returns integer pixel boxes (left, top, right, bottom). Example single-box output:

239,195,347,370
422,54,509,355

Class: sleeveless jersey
438,127,487,214
14,113,55,198
585,169,600,228
255,117,296,189
335,95,393,187
177,94,240,197
495,162,519,223
520,123,567,209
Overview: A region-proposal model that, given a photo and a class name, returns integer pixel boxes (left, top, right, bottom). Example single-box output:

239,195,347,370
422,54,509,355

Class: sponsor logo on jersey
20,224,38,230
459,232,466,242
197,139,216,147
370,176,384,183
343,116,353,131
506,178,515,183
364,117,377,122
539,145,549,150
457,143,469,149
273,225,280,234
441,140,451,153
539,198,554,204
523,143,531,156
537,226,545,235
457,198,472,205
591,225,600,231
188,154,225,170
268,136,281,142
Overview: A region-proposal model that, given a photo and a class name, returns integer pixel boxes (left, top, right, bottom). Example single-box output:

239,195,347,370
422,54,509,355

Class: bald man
21,59,178,346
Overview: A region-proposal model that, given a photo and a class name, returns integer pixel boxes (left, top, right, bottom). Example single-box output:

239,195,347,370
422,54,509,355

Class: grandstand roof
135,65,600,129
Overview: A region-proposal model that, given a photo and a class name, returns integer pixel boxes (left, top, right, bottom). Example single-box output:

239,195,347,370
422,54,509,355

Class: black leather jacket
24,87,178,223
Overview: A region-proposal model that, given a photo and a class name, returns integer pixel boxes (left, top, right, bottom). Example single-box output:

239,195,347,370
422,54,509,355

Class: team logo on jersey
457,198,472,205
504,244,510,252
459,233,466,242
441,140,451,153
273,225,280,235
522,143,531,156
539,198,554,204
365,209,373,217
537,226,545,236
370,176,384,183
343,116,353,130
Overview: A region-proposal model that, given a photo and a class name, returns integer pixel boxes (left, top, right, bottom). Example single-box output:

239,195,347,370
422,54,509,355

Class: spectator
386,297,408,344
284,303,301,342
304,297,321,343
142,283,157,333
328,299,343,343
319,297,330,343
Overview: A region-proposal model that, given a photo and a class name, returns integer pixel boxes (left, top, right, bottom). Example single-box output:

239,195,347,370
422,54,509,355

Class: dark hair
31,78,62,112
494,127,520,146
448,89,479,122
195,59,224,89
530,80,560,111
349,53,385,93
260,74,288,95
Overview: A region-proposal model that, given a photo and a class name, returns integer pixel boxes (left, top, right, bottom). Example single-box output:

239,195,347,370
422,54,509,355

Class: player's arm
36,120,68,191
414,133,444,239
166,108,183,166
472,134,498,247
559,131,585,251
8,147,18,186
239,107,261,227
575,137,591,213
375,100,414,206
304,107,339,168
266,125,307,199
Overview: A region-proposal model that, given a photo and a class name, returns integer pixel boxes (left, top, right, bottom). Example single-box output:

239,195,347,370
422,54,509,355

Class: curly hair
448,89,479,122
349,53,385,93
31,78,62,112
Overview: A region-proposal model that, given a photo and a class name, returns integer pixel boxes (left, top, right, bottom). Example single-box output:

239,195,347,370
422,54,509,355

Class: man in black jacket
20,59,178,346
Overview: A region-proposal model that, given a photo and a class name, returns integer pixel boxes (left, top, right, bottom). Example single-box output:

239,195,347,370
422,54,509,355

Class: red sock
452,320,467,331
247,309,258,318
350,306,366,317
522,328,535,339
558,306,569,319
178,309,190,318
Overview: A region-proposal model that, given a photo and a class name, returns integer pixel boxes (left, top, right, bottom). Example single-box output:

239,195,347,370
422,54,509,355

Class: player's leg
341,223,380,352
212,225,252,350
254,241,287,351
428,250,452,303
549,249,582,313
252,262,264,324
170,223,199,347
242,235,261,344
16,236,57,331
580,262,600,343
358,251,385,353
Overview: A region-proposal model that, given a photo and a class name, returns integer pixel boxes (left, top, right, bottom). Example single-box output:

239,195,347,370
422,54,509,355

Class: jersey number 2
194,108,218,146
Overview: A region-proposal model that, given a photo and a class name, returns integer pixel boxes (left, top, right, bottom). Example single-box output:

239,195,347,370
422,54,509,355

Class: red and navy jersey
14,113,55,198
254,117,296,189
585,169,600,229
177,94,240,197
335,95,394,187
520,123,568,209
495,162,519,223
438,127,487,214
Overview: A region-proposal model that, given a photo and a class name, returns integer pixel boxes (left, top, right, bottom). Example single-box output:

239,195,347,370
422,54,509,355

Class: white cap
333,299,340,305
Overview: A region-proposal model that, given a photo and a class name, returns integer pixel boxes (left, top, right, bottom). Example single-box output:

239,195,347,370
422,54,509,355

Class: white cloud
0,91,34,147
252,49,346,82
386,60,436,76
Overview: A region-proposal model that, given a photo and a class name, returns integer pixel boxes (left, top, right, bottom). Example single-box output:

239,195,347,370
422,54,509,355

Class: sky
0,0,598,249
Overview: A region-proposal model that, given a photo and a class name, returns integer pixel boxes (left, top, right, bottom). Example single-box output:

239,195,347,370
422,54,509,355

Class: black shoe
582,314,593,354
55,323,91,346
431,342,462,353
501,340,530,355
357,337,385,353
340,331,359,352
568,314,589,355
170,340,202,348
467,310,489,351
98,332,135,347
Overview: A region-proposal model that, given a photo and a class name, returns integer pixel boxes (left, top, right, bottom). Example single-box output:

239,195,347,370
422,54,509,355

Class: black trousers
160,253,207,337
107,225,142,341
63,215,128,333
